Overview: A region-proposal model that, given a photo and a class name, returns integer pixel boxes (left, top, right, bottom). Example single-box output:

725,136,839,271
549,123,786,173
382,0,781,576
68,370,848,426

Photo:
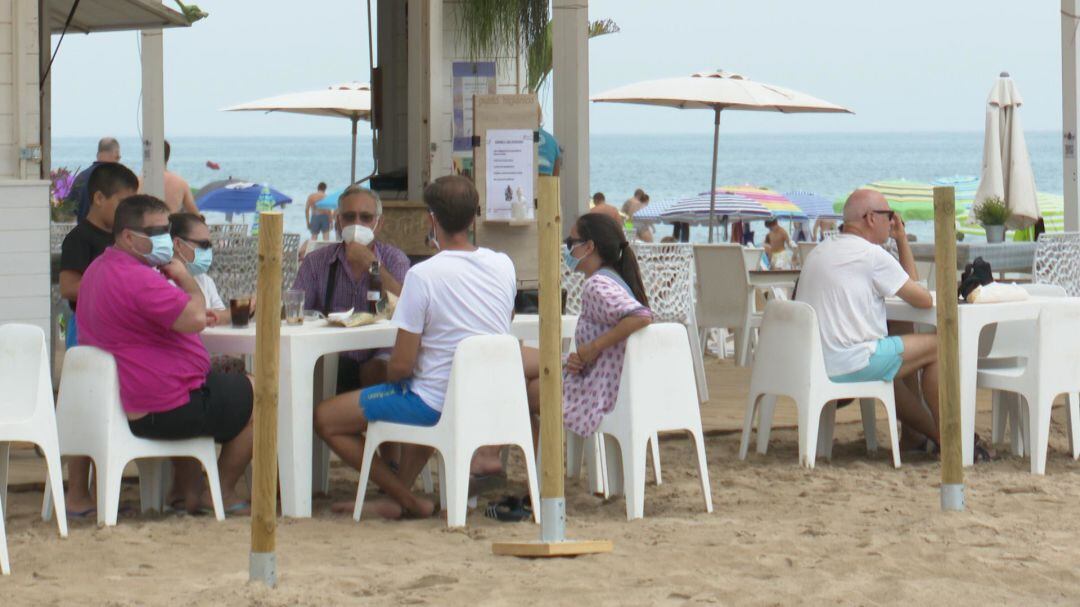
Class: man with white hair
796,189,946,451
293,185,410,392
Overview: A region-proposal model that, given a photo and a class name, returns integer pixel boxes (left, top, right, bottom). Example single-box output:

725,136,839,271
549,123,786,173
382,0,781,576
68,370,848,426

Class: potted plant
973,196,1010,243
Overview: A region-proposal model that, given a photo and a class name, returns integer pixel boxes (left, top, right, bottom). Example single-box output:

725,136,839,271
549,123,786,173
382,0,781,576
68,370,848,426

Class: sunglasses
134,225,171,238
181,237,213,250
340,211,377,223
564,236,586,249
867,210,896,221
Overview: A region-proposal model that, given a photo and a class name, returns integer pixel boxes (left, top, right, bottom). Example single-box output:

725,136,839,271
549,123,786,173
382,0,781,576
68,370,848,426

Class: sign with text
485,129,535,221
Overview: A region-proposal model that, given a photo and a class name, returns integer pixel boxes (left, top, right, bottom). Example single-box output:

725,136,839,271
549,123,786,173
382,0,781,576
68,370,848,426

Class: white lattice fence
1034,233,1080,296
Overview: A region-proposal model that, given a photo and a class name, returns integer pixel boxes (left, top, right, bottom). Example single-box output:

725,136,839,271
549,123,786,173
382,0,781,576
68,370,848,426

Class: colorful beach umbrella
657,192,771,225
315,187,347,211
836,179,936,221
784,190,840,219
957,192,1064,237
592,70,851,242
719,185,807,220
932,175,978,205
196,180,291,213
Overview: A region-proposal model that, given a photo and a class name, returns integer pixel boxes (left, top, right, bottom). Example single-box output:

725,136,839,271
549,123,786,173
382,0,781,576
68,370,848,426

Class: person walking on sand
306,182,333,240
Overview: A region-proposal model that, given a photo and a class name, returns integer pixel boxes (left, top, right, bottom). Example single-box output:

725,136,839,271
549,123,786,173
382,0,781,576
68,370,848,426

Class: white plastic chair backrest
632,243,695,324
56,346,126,443
615,323,699,426
1035,302,1080,393
742,247,765,271
0,324,50,423
1034,233,1080,296
751,301,821,392
693,244,752,328
442,334,528,444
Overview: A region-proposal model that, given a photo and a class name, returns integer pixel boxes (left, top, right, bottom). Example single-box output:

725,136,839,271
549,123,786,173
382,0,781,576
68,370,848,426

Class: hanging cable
40,0,81,91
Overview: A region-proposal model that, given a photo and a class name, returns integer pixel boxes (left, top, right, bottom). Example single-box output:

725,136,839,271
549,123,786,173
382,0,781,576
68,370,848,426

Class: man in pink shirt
77,195,254,514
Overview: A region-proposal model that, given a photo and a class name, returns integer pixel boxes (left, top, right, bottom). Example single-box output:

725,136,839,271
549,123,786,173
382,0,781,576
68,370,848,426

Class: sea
52,131,1065,244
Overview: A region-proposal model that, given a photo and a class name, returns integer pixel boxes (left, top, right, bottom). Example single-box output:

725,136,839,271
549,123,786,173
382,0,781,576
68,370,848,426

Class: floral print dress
563,269,653,436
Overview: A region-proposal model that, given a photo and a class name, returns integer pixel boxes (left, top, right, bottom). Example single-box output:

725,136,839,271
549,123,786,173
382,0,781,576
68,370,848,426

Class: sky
49,1,1064,138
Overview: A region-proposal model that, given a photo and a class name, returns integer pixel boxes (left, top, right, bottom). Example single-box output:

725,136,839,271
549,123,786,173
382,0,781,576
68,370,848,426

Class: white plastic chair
976,301,1080,474
739,301,901,469
354,335,539,527
980,284,1069,455
694,244,762,367
0,324,69,575
53,346,226,526
591,323,713,520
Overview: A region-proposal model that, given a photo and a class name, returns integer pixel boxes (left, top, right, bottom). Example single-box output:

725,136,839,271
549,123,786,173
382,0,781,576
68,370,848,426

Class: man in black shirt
58,161,138,517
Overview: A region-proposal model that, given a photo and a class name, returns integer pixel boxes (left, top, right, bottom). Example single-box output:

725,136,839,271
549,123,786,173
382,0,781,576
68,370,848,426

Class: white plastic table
201,313,577,518
884,295,1076,466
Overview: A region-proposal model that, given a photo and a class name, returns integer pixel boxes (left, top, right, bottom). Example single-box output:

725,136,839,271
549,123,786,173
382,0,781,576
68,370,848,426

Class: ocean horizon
53,131,1066,243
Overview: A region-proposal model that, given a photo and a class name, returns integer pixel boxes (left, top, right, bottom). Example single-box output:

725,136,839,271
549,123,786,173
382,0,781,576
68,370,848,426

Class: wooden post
933,186,965,511
492,176,612,557
250,212,283,585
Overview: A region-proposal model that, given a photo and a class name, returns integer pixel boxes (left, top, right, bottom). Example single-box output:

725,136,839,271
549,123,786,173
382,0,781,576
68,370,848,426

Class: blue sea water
52,131,1064,243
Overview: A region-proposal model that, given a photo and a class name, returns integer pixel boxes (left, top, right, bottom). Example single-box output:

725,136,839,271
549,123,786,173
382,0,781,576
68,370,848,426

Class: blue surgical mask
187,246,213,275
134,232,174,266
563,243,582,272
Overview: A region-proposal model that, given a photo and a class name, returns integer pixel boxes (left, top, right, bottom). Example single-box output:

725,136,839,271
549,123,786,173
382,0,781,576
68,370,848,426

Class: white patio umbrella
224,82,372,183
592,70,852,241
973,72,1039,229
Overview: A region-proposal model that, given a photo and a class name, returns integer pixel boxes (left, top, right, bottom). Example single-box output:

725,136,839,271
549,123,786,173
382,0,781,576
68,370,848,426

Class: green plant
457,0,548,60
525,18,620,92
974,196,1010,226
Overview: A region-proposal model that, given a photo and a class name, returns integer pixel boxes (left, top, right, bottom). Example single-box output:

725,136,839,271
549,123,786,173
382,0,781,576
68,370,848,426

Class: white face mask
342,224,375,246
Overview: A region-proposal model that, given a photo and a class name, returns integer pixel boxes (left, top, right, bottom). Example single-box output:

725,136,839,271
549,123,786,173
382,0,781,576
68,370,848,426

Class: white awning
48,0,190,34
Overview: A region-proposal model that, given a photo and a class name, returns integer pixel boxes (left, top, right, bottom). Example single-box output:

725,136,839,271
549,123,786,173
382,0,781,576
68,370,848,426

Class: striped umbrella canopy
957,192,1064,237
932,175,978,206
657,192,772,225
784,190,840,219
719,185,807,220
834,179,936,221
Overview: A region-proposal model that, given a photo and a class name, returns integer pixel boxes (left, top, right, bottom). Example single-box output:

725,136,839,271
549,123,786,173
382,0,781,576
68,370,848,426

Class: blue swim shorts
360,381,441,427
830,336,905,383
309,213,331,235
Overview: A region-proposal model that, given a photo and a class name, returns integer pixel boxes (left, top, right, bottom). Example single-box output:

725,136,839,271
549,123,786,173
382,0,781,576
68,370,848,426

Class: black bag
958,256,993,300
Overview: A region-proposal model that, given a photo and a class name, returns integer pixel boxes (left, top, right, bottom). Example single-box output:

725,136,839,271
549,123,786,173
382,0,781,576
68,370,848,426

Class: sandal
484,495,532,523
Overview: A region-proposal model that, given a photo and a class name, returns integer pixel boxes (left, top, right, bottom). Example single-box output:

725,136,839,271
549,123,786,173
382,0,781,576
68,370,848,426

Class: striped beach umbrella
718,185,808,220
657,192,771,225
932,175,978,206
784,190,840,219
835,179,936,221
957,192,1065,238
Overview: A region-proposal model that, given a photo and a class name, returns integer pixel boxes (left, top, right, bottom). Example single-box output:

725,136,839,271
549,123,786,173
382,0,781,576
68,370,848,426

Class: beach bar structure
2,0,190,347
371,0,590,253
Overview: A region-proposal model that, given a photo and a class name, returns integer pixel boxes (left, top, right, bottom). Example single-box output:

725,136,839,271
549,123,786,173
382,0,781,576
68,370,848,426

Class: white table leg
278,345,316,518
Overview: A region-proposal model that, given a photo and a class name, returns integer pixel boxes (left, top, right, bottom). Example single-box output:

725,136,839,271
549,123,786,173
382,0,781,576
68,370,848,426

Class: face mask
342,224,375,246
563,244,582,272
187,246,213,276
134,232,174,266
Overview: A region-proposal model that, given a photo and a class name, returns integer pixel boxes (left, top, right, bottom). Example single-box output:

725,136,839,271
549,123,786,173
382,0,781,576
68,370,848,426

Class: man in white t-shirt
796,189,942,448
314,175,516,519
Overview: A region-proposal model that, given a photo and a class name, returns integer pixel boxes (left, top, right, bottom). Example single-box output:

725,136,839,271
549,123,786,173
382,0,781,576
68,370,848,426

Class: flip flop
66,506,96,519
163,498,187,515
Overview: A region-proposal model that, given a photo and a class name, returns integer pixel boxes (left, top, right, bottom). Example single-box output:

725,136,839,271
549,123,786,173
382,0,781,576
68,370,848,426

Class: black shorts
128,372,253,443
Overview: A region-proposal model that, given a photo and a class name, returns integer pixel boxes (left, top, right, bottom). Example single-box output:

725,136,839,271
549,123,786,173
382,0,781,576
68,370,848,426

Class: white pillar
1063,0,1080,231
407,0,440,201
552,0,589,236
141,23,166,199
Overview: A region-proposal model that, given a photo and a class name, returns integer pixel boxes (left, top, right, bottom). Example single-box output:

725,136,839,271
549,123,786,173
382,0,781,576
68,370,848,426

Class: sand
5,359,1080,605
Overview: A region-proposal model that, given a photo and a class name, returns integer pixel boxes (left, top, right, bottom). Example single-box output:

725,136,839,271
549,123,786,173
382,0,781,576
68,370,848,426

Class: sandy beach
5,358,1080,605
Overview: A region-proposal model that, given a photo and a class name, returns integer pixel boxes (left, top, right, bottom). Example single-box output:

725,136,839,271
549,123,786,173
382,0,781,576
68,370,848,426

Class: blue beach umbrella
658,192,771,225
196,180,292,213
784,190,841,220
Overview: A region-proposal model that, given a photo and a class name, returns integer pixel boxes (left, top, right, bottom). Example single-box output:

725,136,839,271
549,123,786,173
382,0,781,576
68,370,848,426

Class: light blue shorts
831,336,905,383
360,381,441,427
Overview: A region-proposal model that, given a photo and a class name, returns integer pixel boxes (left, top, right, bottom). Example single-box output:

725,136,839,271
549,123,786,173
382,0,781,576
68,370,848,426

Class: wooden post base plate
491,539,613,558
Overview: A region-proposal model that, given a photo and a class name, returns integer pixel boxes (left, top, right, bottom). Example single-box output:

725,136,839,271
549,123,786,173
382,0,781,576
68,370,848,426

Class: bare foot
470,448,505,476
65,494,96,516
331,500,358,514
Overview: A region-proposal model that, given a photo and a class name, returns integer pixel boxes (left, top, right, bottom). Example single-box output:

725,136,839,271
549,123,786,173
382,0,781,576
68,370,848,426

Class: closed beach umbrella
593,70,851,241
658,192,771,224
784,190,840,219
224,82,372,184
196,181,292,213
973,72,1039,229
719,185,807,220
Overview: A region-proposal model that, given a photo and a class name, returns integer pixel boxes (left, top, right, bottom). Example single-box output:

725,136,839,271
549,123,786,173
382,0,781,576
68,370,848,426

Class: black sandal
484,495,532,523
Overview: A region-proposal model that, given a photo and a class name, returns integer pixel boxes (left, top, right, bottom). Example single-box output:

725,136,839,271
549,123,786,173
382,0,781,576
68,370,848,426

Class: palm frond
526,18,620,93
458,0,549,60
